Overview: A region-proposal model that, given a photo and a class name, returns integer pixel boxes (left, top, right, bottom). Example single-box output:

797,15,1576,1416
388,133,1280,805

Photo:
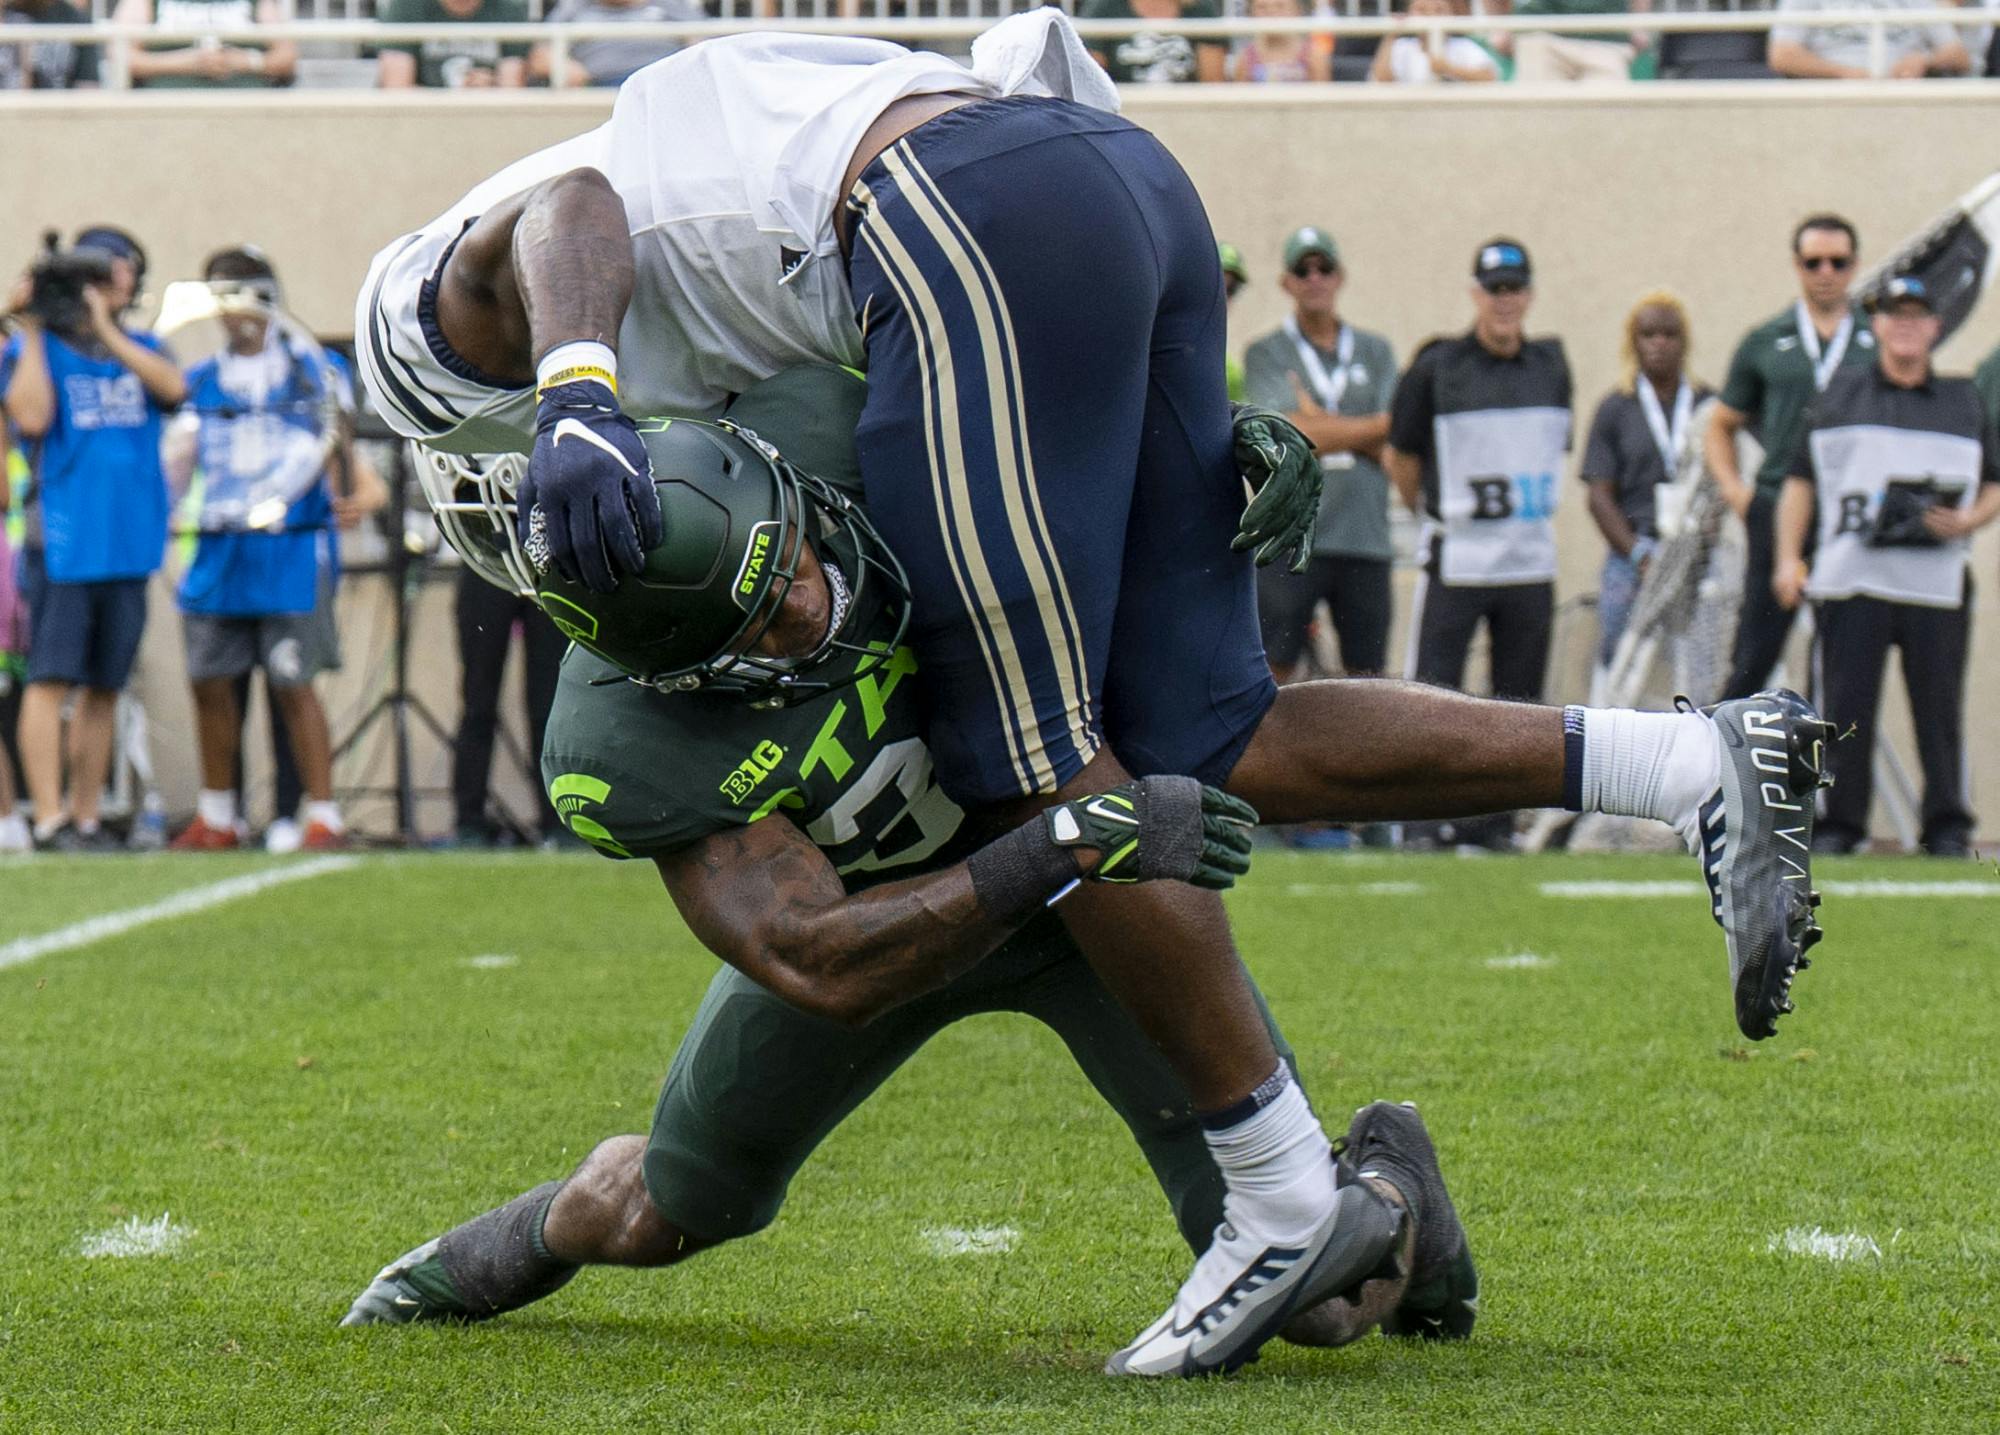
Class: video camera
26,230,113,336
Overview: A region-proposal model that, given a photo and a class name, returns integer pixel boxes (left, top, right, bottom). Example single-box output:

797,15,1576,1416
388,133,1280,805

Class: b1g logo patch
1467,472,1557,522
719,740,786,806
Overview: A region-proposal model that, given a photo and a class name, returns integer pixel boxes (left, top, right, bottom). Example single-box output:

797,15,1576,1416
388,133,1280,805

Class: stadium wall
3,83,1996,840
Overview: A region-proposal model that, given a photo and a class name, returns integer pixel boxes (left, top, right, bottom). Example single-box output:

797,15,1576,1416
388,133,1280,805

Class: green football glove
1230,401,1322,575
1044,775,1258,890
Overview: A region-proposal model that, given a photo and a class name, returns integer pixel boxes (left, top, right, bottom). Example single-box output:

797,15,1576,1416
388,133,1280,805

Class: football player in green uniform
345,366,1462,1361
346,365,1829,1371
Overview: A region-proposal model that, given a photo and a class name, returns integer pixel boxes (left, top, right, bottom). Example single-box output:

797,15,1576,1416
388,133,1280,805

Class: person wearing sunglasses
1385,239,1571,852
1705,213,1876,700
1243,227,1399,687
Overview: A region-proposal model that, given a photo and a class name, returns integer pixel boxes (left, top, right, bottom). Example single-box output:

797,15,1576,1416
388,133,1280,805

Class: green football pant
644,915,1299,1253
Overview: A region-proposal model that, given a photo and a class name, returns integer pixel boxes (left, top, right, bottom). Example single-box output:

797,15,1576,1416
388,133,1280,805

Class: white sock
198,789,237,830
1201,1067,1335,1241
305,800,344,834
1571,707,1719,833
33,814,66,842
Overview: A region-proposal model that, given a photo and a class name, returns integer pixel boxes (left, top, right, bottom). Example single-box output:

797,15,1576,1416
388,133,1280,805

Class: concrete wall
3,83,1996,840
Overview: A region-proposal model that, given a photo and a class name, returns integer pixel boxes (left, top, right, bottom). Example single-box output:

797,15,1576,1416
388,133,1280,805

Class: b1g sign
1434,406,1570,585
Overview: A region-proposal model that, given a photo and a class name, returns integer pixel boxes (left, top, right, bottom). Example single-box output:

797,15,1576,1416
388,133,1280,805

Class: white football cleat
1105,1180,1400,1377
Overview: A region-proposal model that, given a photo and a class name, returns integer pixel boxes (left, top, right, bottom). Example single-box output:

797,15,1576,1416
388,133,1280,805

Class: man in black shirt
1774,277,2000,857
1386,238,1571,848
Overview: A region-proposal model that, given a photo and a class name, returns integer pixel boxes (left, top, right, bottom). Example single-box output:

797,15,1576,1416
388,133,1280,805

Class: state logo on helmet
417,416,908,707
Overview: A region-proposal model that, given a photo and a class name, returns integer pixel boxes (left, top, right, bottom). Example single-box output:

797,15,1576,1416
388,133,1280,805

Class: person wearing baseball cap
1773,270,2000,857
1242,225,1400,700
1384,236,1571,850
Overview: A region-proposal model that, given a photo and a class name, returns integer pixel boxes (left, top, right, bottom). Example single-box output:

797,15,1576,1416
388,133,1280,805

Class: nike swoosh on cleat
551,418,638,476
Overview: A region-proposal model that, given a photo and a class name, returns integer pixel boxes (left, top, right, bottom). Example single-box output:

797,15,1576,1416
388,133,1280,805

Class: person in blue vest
2,225,184,851
169,245,370,851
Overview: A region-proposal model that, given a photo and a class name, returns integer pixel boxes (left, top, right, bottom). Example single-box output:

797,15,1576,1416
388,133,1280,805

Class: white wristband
536,340,618,397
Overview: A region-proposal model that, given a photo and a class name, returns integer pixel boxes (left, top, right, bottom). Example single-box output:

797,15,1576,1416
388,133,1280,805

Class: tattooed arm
653,816,1063,1029
429,168,634,384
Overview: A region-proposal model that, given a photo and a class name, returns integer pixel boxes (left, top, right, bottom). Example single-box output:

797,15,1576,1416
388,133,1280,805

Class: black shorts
1255,555,1392,674
18,547,149,691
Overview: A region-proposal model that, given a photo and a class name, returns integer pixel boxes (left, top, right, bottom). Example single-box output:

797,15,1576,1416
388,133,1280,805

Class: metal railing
17,8,1986,91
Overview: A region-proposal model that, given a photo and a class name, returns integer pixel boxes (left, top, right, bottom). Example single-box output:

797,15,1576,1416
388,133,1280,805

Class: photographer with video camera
1774,276,2000,858
3,225,183,851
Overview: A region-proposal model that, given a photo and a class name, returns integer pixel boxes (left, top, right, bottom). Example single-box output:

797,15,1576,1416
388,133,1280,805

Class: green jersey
378,0,529,88
542,620,965,884
1719,304,1877,498
540,364,968,886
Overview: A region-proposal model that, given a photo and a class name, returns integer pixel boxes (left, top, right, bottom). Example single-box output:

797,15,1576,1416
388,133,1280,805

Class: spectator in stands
1226,0,1330,81
1371,0,1500,83
379,0,529,88
1245,226,1399,682
1082,0,1227,84
113,0,297,88
1706,213,1876,699
528,0,698,88
1580,292,1711,680
1767,0,1968,78
452,564,565,847
1387,238,1571,850
2,227,183,852
167,246,382,853
1774,277,2000,857
1,0,100,89
1500,0,1651,82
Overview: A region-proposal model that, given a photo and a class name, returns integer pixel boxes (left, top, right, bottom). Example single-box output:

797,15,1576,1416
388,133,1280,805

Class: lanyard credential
1284,315,1354,414
1795,301,1853,392
1636,377,1694,474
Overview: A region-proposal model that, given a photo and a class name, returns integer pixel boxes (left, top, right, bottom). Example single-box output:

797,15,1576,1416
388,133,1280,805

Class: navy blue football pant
846,97,1275,806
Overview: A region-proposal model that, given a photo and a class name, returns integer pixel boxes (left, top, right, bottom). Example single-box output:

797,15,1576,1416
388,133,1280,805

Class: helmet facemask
413,420,909,708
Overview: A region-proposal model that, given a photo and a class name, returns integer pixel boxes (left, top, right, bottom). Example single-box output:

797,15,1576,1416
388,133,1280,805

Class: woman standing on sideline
1580,292,1711,686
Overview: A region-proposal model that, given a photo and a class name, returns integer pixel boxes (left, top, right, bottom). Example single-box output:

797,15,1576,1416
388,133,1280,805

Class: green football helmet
416,416,909,707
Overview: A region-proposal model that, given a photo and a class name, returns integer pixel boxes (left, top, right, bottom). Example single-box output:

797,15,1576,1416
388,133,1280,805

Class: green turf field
2,848,1995,1433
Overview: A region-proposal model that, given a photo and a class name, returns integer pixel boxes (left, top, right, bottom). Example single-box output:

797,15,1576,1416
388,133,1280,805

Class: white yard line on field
0,856,358,972
1539,879,2000,900
1766,1227,1882,1262
79,1212,197,1259
919,1224,1019,1257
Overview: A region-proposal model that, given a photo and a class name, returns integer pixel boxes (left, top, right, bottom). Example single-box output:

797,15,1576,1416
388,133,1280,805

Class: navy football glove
518,380,663,593
1230,401,1322,575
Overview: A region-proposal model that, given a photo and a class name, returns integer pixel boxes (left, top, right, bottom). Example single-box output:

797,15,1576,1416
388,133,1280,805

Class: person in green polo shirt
1703,212,1876,700
1504,0,1648,81
1243,226,1398,685
1974,338,2000,425
378,0,529,88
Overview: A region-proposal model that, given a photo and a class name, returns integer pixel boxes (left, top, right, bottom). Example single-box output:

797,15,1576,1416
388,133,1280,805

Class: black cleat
1340,1102,1478,1341
1687,689,1835,1041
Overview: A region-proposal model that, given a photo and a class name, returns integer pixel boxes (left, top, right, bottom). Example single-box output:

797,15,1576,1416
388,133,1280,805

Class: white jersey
355,12,1117,455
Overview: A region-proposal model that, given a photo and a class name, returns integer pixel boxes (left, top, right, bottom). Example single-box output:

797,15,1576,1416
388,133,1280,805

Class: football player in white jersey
355,13,1839,1377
